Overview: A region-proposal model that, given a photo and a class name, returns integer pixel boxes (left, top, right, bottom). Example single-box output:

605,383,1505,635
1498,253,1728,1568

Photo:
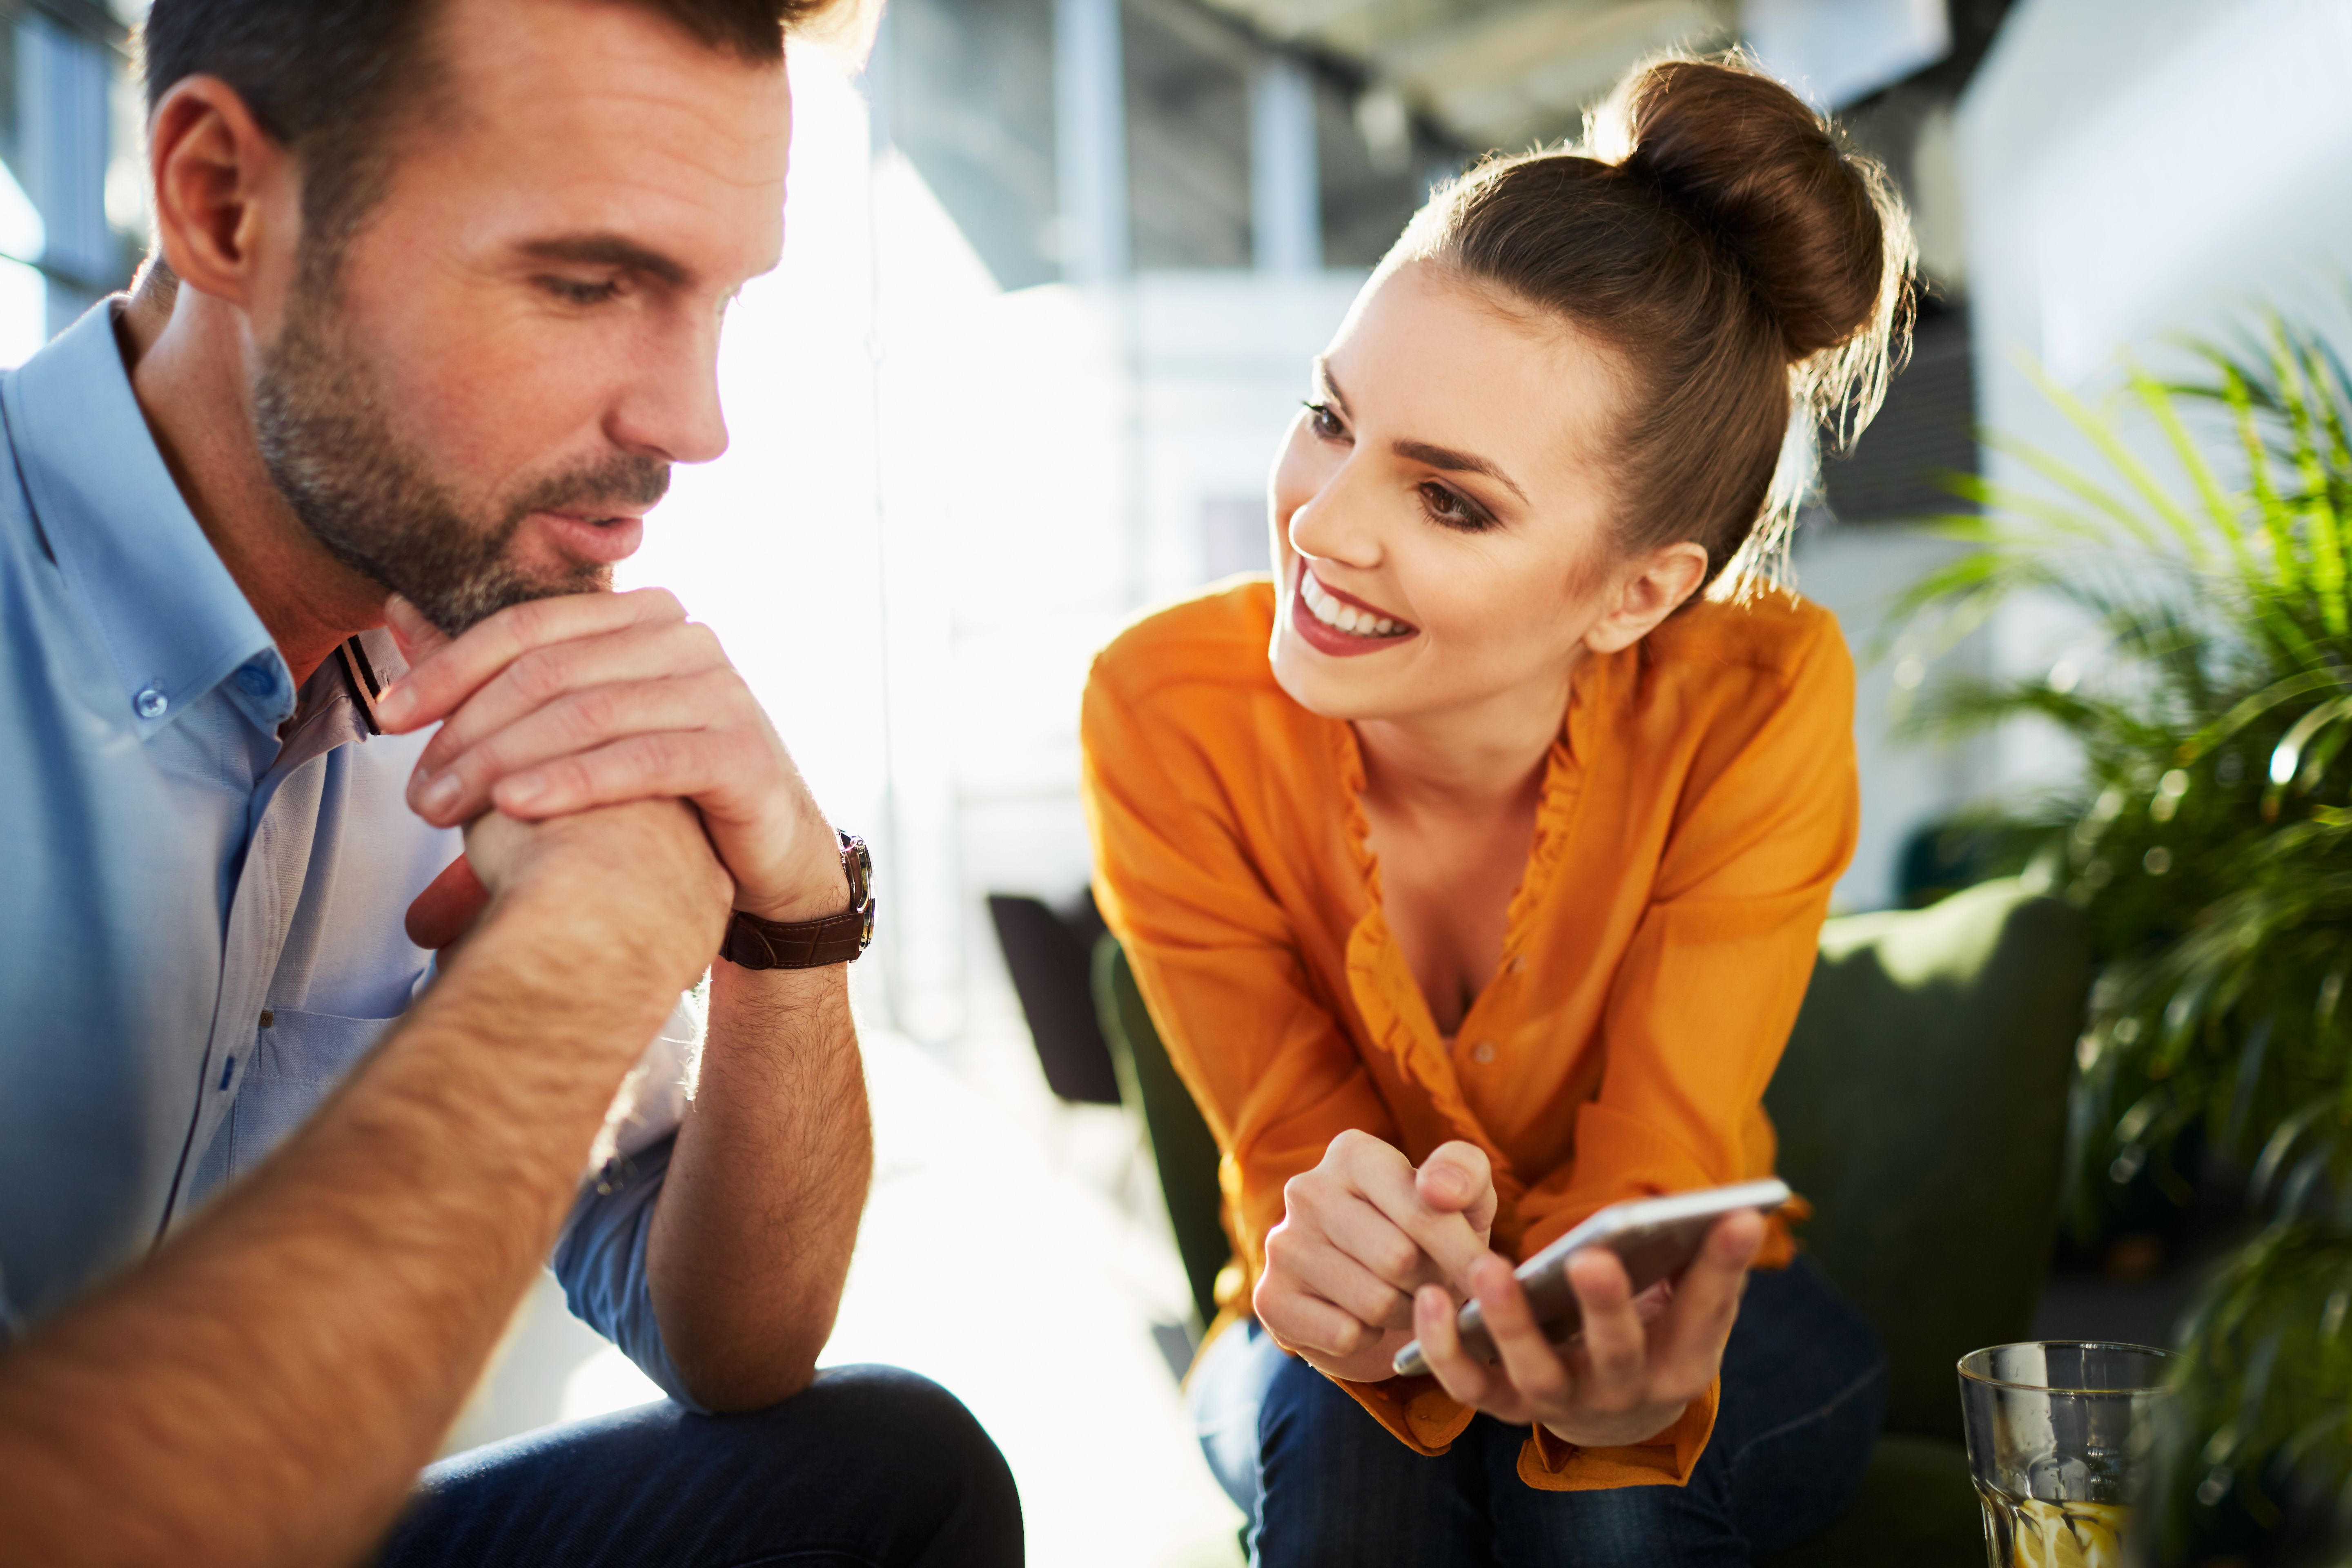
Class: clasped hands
380,588,841,966
1255,1130,1763,1450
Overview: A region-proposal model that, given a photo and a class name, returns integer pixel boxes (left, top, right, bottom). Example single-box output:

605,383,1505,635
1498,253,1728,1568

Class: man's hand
376,590,844,924
1254,1131,1497,1384
404,801,735,974
1410,1209,1762,1449
472,801,735,978
379,591,873,1412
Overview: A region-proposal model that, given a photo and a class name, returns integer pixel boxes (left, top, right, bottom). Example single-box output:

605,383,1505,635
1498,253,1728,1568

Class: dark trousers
1192,1254,1885,1567
376,1365,1023,1568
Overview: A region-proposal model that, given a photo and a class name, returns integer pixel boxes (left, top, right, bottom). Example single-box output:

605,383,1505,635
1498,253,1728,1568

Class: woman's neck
1353,660,1577,821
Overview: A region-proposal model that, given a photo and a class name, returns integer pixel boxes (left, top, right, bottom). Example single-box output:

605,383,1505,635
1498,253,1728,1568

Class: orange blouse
1079,578,1857,1492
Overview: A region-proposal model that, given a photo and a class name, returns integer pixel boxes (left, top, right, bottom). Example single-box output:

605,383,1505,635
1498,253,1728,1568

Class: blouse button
1472,1040,1497,1064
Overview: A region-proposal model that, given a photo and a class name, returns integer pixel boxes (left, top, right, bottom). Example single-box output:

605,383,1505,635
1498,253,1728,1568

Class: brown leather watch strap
719,831,875,970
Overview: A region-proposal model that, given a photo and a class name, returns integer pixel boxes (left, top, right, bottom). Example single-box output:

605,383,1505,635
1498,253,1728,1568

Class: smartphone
1390,1177,1791,1379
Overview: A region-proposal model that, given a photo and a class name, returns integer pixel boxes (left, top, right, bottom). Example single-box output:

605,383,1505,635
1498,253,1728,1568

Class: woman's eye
541,276,622,306
1302,401,1346,441
1419,482,1492,532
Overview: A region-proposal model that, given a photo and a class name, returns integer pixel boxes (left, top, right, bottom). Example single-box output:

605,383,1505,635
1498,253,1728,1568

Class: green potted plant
1892,319,2352,1561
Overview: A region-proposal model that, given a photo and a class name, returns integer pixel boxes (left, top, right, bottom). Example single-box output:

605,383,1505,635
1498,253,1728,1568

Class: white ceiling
1194,0,1739,147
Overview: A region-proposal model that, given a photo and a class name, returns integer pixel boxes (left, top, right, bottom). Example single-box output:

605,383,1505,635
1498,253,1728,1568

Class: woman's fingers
1265,1212,1417,1330
1415,1141,1498,1239
1327,1131,1488,1289
1310,1186,1451,1296
1258,1282,1379,1361
1645,1212,1762,1391
1470,1253,1575,1413
1566,1246,1647,1408
1414,1283,1515,1415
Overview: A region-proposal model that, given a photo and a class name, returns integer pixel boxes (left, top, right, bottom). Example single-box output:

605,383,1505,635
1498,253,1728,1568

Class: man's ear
1582,540,1709,655
147,75,295,309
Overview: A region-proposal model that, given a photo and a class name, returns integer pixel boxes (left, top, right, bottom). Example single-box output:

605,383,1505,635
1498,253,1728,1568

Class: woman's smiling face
1268,259,1689,725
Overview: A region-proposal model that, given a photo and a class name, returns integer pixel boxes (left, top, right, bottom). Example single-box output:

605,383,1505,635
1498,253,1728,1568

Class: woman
1080,52,1915,1567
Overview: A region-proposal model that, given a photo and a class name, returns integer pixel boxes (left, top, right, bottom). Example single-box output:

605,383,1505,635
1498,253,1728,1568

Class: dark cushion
1766,878,2089,1441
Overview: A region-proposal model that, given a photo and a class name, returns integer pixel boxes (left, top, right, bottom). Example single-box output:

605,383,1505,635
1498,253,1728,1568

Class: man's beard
253,270,669,637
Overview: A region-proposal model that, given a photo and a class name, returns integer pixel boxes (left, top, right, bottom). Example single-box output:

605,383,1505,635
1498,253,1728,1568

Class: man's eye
1419,482,1492,533
1303,401,1346,441
540,276,621,306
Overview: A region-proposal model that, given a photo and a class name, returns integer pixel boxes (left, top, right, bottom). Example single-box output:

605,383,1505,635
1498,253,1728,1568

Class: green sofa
1092,877,2090,1566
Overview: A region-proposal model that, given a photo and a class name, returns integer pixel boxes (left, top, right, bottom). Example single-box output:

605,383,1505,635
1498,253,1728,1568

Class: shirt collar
2,301,291,736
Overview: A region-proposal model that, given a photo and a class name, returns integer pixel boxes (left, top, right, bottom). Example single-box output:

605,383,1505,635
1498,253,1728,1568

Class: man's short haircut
139,0,833,272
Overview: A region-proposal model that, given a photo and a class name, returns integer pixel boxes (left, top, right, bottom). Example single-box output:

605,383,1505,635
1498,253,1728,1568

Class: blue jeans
374,1365,1022,1567
1192,1255,1885,1567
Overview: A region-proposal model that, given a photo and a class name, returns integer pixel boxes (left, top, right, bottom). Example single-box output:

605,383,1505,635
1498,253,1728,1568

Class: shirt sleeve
1080,663,1400,1304
548,993,704,1410
1506,618,1859,1491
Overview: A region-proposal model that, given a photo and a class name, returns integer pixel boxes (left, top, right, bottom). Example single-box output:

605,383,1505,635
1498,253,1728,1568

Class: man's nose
610,318,730,466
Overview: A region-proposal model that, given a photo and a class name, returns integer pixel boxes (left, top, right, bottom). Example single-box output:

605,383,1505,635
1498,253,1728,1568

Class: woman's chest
1360,796,1538,1038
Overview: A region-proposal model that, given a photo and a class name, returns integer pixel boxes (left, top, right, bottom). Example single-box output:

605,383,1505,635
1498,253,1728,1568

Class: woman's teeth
1301,570,1411,637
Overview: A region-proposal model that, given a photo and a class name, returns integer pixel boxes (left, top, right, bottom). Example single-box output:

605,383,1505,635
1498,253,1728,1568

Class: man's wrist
469,852,726,1008
733,821,855,923
734,876,850,924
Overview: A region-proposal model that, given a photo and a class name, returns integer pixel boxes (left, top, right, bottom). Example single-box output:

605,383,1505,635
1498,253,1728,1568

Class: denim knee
658,1365,1018,1568
1254,1354,1490,1568
774,1366,1018,1527
1488,1470,1746,1568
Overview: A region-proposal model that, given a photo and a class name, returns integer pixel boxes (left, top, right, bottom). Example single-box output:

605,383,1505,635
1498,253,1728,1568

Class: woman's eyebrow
1392,439,1529,504
1313,357,1349,412
1320,358,1529,503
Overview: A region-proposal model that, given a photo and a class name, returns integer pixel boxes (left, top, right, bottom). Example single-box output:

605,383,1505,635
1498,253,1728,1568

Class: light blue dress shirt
0,303,700,1405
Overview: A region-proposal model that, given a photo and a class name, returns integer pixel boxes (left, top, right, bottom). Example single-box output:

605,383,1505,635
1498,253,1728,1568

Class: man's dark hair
138,0,832,274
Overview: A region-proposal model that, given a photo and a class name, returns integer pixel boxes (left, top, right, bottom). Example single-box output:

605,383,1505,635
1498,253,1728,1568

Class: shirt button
258,1009,275,1028
236,660,277,697
1508,955,1526,974
134,686,168,719
1472,1040,1497,1064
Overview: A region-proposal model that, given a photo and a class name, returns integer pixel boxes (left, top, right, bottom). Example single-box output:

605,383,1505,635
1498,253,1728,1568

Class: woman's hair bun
1595,56,1905,361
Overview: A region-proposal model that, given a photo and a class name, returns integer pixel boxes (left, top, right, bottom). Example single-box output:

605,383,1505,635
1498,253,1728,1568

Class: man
0,0,1021,1563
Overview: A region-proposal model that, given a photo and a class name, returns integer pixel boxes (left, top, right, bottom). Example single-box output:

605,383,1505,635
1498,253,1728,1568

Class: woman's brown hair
1388,51,1917,597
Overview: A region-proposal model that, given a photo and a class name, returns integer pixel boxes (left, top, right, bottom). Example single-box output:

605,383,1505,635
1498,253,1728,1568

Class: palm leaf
2027,361,2215,565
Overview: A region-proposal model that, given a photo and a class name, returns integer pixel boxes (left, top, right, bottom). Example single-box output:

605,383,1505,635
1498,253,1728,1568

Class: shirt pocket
226,1009,401,1179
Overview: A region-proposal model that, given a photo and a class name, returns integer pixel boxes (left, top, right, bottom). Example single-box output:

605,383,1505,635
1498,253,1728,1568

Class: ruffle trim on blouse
1323,675,1602,1208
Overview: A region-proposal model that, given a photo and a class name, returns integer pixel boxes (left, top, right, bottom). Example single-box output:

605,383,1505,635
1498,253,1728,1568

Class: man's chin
405,562,611,638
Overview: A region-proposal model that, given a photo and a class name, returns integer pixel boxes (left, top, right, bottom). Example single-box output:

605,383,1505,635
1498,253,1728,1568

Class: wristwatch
718,830,876,969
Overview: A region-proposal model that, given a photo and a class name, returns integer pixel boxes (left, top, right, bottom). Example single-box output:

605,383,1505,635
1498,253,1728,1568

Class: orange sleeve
1508,614,1858,1491
1079,657,1398,1297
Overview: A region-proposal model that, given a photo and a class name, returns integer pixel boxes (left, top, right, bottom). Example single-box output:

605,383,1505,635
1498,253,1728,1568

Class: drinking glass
1958,1341,2172,1568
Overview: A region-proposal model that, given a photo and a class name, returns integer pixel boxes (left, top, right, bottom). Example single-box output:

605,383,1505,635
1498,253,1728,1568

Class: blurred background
7,0,2352,1561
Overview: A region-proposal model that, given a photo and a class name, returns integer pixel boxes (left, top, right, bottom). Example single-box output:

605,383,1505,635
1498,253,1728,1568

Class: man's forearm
647,960,872,1410
0,892,690,1568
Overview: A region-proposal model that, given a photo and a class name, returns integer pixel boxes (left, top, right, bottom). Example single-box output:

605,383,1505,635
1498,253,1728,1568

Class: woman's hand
1411,1209,1763,1448
1255,1131,1498,1384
